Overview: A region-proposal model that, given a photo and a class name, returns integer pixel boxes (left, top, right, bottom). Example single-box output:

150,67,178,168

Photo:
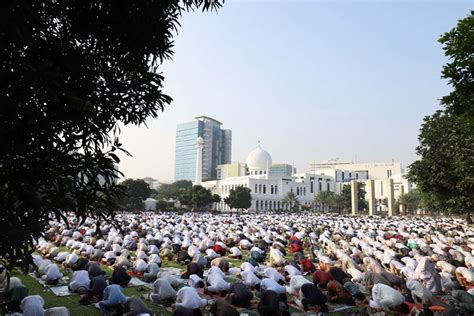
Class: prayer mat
129,277,148,287
49,285,75,297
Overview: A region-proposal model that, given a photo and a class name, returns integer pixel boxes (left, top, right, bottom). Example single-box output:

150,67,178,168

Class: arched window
270,185,274,194
259,184,262,194
296,187,299,195
256,200,259,211
264,200,268,210
260,200,264,209
263,185,266,194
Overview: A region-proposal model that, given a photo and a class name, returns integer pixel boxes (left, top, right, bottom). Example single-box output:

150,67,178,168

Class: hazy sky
117,0,473,181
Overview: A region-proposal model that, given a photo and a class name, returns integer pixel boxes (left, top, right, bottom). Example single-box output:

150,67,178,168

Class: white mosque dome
246,144,272,173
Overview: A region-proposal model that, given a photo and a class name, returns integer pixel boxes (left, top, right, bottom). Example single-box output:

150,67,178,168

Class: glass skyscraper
174,116,232,181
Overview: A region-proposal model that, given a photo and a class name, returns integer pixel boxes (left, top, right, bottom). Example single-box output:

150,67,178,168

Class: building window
327,182,330,191
310,181,313,193
296,187,299,195
256,200,259,211
319,182,322,191
275,185,278,195
270,185,274,194
255,184,257,193
263,185,266,194
264,200,268,210
259,184,262,194
260,200,264,209
356,173,359,179
381,182,383,196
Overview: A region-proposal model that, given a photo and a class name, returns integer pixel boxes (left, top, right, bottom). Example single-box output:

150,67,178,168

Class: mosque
199,144,411,213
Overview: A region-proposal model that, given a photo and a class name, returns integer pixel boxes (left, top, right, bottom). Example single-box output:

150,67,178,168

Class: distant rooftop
194,116,222,125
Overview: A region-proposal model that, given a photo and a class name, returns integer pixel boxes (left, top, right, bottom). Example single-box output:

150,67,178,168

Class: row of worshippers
26,212,474,315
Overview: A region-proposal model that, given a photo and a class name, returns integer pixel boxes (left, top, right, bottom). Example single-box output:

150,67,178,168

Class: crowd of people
1,212,474,315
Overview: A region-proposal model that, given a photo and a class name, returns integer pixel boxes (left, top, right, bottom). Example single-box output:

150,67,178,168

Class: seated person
69,270,90,294
123,296,152,316
143,262,160,283
110,266,131,287
370,283,409,314
227,282,253,308
42,263,63,285
257,290,289,316
151,278,177,304
297,283,329,313
451,290,474,314
326,280,355,305
210,298,239,316
98,284,127,315
175,286,207,310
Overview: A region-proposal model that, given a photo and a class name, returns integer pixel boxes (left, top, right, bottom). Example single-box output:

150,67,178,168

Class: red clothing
300,258,316,273
213,244,226,256
312,270,334,285
290,243,302,253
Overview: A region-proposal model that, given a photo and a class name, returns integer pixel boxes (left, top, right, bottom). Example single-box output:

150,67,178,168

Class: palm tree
283,192,299,211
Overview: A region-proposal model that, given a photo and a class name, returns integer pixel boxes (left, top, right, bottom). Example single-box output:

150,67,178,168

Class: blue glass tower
174,116,231,181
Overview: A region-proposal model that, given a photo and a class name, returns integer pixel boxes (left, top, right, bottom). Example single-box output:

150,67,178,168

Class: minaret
195,137,204,185
266,159,269,179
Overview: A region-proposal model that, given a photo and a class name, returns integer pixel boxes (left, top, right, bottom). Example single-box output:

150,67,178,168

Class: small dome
246,145,272,172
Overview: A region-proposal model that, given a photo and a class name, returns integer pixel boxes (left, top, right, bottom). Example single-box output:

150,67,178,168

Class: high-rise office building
174,116,232,181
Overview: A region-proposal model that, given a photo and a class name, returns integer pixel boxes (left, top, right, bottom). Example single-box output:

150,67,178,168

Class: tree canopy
0,0,223,266
407,12,474,217
283,192,299,211
117,179,151,212
224,187,252,211
155,180,193,200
